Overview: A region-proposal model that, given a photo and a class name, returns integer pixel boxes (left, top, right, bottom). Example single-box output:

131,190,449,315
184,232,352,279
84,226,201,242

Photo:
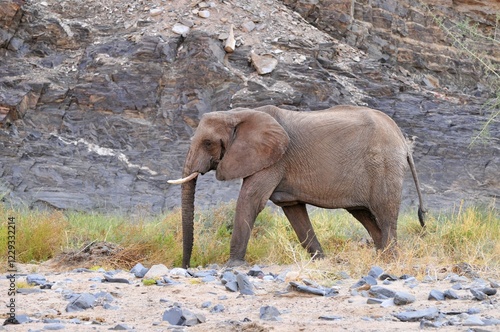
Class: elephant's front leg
227,173,279,267
282,204,324,259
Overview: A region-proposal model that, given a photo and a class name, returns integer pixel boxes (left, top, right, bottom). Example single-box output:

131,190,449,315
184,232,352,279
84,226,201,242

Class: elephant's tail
407,152,426,227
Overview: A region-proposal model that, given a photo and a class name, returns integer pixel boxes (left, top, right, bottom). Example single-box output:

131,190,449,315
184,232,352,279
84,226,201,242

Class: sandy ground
1,262,499,332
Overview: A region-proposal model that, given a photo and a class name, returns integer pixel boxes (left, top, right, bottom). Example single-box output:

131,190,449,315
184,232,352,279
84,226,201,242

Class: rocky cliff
0,0,498,214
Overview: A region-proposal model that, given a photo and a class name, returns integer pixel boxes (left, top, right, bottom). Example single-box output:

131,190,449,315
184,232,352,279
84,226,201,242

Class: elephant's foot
226,258,247,267
311,250,325,260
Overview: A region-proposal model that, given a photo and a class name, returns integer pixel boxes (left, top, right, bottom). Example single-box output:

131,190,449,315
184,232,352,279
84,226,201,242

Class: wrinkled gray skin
176,105,426,268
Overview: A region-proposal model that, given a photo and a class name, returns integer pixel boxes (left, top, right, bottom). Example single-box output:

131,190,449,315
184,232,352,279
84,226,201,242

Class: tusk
167,172,199,184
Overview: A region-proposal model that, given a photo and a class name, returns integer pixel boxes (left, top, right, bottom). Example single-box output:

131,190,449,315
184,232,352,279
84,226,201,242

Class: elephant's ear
216,110,289,181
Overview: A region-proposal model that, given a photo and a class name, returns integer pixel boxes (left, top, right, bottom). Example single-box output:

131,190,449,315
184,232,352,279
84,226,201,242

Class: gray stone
463,315,485,326
289,281,339,297
109,323,133,330
193,270,217,278
394,291,416,305
225,281,238,292
221,271,237,284
12,314,30,324
394,307,440,322
369,286,396,299
169,268,188,278
162,307,204,326
103,303,120,310
130,263,149,278
210,304,225,313
483,318,500,325
350,279,367,289
201,275,216,282
379,273,398,281
470,288,488,301
260,306,281,321
319,315,342,320
250,52,278,75
198,10,210,18
43,323,65,330
66,293,96,312
172,23,190,36
444,289,459,300
362,275,378,286
367,298,384,305
236,273,254,295
144,264,170,279
368,266,384,279
241,21,256,32
103,273,130,284
482,287,497,296
17,288,43,294
248,265,264,277
428,289,445,301
201,301,211,308
94,291,114,303
162,307,183,326
467,307,481,315
26,274,46,286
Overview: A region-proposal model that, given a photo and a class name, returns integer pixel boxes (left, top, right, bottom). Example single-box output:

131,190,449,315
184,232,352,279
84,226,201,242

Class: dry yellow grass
1,201,498,279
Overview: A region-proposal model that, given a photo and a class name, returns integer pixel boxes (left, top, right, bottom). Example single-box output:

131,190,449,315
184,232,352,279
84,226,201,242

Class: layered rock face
0,0,498,213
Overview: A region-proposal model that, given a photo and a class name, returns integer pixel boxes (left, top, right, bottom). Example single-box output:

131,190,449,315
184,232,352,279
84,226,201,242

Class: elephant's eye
203,139,213,149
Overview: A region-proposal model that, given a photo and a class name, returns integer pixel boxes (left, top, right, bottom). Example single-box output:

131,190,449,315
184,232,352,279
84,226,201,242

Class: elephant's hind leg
282,204,324,258
347,208,383,249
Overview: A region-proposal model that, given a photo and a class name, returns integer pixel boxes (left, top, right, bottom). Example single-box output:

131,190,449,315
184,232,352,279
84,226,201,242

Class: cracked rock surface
0,0,498,213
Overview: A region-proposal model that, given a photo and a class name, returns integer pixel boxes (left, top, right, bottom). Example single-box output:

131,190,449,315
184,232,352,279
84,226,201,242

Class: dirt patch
47,241,131,270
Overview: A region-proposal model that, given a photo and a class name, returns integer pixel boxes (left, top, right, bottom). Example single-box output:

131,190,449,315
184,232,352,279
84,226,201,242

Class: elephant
168,105,426,268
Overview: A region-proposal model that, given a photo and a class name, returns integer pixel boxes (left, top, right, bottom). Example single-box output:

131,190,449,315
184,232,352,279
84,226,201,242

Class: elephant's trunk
181,174,196,268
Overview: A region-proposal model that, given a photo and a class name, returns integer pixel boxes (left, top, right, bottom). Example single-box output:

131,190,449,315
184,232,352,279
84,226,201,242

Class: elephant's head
168,109,290,267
